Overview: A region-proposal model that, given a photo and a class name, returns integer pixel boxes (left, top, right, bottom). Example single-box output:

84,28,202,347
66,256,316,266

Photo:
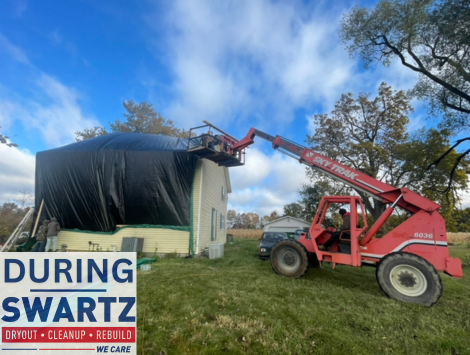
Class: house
263,216,311,234
35,133,231,256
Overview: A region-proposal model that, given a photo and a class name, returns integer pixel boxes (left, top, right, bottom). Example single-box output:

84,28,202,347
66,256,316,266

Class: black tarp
35,133,197,232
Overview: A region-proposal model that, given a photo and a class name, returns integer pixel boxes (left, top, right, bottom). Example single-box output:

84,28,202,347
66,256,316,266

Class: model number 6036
414,233,433,239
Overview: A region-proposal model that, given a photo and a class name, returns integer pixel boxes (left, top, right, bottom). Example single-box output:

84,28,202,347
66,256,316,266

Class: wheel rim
389,264,427,297
277,247,301,272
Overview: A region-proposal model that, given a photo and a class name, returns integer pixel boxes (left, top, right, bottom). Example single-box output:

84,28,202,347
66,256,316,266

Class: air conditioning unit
209,243,224,259
121,237,144,252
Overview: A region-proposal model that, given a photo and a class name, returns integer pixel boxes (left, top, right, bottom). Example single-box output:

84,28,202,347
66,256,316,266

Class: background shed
263,216,311,234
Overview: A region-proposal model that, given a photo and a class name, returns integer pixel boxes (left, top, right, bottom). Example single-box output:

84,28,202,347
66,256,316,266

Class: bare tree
15,190,34,208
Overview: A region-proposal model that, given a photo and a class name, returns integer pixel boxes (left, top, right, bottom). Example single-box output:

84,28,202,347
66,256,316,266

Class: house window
220,213,225,229
221,186,226,202
211,208,217,241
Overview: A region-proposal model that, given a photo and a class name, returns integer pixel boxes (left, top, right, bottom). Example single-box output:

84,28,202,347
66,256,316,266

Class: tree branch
405,37,470,103
431,148,470,195
427,137,470,169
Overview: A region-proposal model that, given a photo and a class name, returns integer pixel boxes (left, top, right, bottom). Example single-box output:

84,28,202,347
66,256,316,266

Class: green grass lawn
137,240,470,355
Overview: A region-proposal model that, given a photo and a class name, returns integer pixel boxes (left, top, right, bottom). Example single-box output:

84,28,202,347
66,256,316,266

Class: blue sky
0,0,451,216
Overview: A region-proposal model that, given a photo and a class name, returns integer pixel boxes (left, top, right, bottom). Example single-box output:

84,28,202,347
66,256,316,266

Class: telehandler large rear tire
270,240,309,278
376,252,443,306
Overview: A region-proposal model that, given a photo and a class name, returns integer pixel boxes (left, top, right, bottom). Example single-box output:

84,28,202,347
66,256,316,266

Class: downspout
189,177,194,257
196,161,204,255
189,161,198,257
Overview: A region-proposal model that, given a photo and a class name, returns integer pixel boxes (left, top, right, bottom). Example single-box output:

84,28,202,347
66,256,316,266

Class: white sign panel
0,253,136,354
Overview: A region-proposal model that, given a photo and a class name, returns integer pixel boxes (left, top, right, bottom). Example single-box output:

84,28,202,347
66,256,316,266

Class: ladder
0,207,35,252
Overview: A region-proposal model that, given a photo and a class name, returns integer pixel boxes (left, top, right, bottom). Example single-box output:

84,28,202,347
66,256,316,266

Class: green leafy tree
341,0,470,131
307,83,469,222
244,212,260,229
283,203,303,219
307,83,412,220
453,208,470,232
0,203,31,244
231,212,260,229
262,211,281,225
297,184,330,222
75,126,108,141
75,100,189,141
227,210,237,229
341,0,470,181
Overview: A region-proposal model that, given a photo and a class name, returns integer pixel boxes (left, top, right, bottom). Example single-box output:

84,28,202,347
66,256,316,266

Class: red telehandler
188,123,463,306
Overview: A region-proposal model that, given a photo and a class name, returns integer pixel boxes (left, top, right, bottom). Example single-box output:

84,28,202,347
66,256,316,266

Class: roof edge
263,216,310,226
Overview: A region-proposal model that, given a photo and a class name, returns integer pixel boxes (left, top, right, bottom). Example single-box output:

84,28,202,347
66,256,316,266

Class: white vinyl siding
192,159,229,254
57,228,189,254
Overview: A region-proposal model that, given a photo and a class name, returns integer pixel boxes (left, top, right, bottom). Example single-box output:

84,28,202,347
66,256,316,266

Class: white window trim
211,208,217,241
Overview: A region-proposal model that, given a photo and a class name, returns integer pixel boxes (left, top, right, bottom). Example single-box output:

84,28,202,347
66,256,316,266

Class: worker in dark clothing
31,219,49,252
319,208,350,251
45,217,60,252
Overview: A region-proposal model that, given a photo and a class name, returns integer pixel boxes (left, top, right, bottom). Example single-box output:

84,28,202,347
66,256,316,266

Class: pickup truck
258,232,289,259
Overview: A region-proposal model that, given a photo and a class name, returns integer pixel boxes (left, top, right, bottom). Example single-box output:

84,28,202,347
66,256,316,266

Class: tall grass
228,229,263,239
447,233,470,245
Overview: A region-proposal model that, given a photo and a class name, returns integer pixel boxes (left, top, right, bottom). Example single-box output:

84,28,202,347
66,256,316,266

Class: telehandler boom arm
231,128,440,215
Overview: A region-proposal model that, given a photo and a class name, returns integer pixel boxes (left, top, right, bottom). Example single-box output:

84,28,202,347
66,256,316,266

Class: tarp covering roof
35,133,197,232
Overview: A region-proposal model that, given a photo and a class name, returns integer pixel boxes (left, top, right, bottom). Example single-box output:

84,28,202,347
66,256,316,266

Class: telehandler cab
188,122,463,306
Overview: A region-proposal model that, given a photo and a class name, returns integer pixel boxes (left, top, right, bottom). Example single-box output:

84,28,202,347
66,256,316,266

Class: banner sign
0,253,136,354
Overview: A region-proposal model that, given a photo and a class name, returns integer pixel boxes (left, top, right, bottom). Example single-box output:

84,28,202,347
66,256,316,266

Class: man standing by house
45,217,60,252
31,219,49,252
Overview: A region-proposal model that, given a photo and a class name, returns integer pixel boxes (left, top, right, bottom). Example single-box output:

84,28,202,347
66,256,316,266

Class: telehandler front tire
376,252,443,306
270,240,309,278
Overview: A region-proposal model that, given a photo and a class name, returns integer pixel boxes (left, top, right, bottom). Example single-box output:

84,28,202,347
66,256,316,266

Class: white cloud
0,31,100,203
0,74,99,147
459,196,470,209
229,149,271,190
305,56,422,135
0,32,98,147
26,73,98,146
0,31,30,65
229,187,287,216
0,33,99,147
228,148,310,217
146,0,355,127
0,100,16,131
0,144,35,202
